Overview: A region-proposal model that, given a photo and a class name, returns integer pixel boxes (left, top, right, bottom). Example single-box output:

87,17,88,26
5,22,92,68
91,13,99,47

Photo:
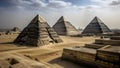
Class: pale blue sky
64,0,92,5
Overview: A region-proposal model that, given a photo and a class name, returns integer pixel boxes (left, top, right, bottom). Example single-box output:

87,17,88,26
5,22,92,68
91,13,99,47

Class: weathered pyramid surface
14,15,63,46
53,16,79,35
82,16,112,34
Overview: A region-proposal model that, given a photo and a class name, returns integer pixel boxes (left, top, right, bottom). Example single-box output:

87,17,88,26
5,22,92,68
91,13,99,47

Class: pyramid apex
36,14,39,16
93,16,103,24
61,16,64,17
58,16,67,22
94,16,99,19
38,15,46,22
95,16,98,18
35,14,39,18
34,14,46,22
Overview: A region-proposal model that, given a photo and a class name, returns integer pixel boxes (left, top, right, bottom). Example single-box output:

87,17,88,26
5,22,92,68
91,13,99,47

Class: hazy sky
0,0,120,29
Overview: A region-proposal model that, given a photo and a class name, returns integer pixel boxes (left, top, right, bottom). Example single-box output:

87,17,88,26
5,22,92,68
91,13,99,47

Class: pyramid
82,16,112,34
14,15,63,46
12,27,20,32
53,16,79,35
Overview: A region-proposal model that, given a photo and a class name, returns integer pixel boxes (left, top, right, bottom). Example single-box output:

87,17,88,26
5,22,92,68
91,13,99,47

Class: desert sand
0,34,99,68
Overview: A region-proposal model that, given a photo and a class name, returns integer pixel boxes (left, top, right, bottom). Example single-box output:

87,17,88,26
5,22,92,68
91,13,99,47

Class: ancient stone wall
110,36,120,40
96,50,120,68
62,48,96,66
95,39,120,46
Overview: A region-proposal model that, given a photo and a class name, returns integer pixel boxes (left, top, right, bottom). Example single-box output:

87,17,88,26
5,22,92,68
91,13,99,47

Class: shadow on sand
48,57,88,68
0,42,13,44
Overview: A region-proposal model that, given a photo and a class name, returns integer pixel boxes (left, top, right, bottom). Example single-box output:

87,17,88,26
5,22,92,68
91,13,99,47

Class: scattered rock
6,58,19,65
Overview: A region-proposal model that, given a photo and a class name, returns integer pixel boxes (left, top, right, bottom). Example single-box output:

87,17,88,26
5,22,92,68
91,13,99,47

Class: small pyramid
14,15,63,46
12,27,20,32
53,16,79,35
57,16,68,22
82,16,112,34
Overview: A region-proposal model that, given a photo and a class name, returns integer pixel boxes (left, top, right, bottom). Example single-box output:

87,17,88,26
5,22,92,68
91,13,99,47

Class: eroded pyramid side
14,15,62,46
82,16,112,34
53,16,79,35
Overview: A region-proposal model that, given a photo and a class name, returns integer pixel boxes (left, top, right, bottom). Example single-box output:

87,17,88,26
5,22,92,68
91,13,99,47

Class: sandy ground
0,34,99,68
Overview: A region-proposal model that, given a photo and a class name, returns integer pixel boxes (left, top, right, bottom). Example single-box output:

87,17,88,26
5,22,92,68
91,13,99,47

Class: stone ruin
62,36,120,68
6,27,21,35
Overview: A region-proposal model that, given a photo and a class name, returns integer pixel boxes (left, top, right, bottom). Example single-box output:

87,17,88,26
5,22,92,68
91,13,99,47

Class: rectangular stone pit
62,47,97,66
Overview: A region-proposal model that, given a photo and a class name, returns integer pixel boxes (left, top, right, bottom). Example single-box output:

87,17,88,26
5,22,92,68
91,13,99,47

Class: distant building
112,29,120,34
12,27,20,32
53,16,79,36
0,32,5,35
0,29,11,35
82,16,112,35
5,27,20,35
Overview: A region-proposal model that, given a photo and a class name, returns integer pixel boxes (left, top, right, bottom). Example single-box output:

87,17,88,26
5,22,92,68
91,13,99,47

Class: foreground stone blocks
110,36,120,40
62,47,96,66
62,46,120,68
95,39,120,46
96,47,120,68
62,36,120,68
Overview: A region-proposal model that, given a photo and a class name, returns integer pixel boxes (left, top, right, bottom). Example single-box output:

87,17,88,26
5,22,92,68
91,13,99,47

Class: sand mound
0,53,49,68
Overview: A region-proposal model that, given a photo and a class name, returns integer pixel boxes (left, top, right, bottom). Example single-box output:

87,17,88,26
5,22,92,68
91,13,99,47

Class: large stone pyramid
14,15,63,46
82,16,112,34
53,16,79,35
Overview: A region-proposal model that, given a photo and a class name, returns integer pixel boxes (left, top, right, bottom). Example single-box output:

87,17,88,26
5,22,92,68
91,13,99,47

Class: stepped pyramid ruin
82,16,112,34
53,16,79,35
14,15,63,46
